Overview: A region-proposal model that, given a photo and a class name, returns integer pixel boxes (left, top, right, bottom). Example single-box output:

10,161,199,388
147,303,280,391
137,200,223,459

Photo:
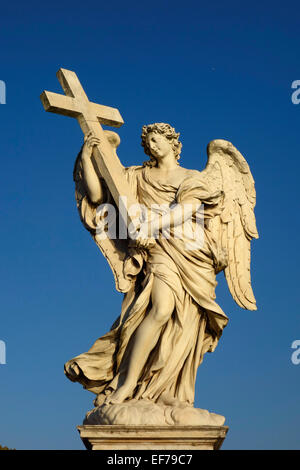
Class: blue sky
0,0,299,450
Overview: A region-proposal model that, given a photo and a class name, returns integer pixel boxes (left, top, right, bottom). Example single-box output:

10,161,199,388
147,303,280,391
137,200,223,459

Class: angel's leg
107,277,175,404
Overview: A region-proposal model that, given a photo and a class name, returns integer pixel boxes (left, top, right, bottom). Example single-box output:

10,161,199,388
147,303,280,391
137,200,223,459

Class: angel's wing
73,131,136,293
202,139,259,310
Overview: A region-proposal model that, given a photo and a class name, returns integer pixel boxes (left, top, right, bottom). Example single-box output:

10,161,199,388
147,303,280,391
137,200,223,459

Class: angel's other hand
134,223,156,250
135,236,156,250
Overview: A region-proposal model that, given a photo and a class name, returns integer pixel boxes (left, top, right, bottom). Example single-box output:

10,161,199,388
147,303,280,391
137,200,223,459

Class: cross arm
40,90,124,127
40,91,80,117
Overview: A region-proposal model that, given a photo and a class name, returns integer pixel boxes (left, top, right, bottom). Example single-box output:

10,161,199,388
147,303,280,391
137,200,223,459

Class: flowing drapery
64,166,228,405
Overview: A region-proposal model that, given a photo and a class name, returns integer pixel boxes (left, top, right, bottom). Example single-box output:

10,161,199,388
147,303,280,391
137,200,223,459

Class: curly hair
141,123,182,167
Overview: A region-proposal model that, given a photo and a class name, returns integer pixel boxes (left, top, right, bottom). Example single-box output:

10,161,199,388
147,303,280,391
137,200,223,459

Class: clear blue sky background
0,0,299,450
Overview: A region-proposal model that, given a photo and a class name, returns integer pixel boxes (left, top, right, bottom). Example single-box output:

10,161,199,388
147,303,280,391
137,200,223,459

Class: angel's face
146,132,173,160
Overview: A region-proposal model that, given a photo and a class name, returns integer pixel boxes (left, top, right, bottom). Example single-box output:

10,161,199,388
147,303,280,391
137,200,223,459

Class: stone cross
40,68,139,226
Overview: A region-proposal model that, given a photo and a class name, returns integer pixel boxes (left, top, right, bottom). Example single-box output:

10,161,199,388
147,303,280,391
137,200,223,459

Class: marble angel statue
64,123,258,426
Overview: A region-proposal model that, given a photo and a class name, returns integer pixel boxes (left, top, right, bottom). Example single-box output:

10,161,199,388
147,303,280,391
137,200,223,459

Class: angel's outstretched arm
152,201,200,233
81,132,105,205
135,201,200,248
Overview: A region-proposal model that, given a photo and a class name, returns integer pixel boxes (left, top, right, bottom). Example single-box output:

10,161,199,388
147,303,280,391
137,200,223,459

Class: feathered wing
73,131,136,294
202,139,259,310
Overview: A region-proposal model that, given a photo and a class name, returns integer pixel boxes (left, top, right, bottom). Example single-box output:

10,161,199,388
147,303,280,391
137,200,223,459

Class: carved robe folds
65,165,228,406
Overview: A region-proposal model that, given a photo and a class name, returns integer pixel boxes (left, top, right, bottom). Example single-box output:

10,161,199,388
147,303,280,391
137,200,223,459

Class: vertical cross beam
40,68,139,227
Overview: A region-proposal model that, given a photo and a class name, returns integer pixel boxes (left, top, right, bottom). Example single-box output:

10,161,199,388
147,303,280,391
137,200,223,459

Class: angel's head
141,123,182,167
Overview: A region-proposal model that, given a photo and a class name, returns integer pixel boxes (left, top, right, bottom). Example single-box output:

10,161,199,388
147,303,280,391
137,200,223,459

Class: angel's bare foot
106,381,135,404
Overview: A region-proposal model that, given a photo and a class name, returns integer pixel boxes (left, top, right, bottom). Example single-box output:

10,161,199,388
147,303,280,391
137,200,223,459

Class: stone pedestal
77,425,229,450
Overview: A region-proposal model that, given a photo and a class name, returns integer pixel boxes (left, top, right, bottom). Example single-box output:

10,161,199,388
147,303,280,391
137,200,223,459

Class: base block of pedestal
77,425,229,450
